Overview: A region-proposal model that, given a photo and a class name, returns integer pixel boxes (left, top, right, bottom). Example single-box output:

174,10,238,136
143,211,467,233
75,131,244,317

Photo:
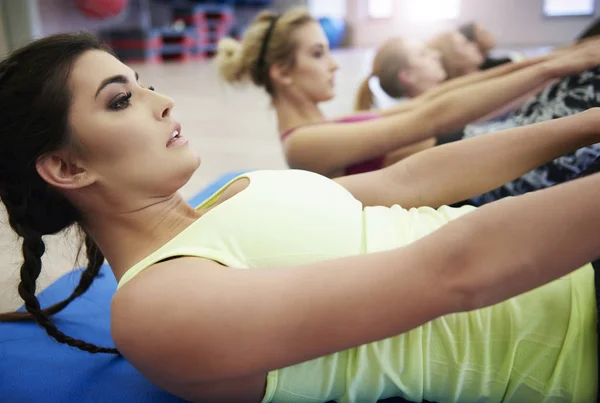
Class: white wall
347,0,600,48
308,0,345,18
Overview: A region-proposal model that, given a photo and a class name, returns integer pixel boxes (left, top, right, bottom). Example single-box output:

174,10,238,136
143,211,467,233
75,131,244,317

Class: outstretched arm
379,37,600,118
285,44,600,176
378,54,552,117
336,109,600,209
113,170,600,390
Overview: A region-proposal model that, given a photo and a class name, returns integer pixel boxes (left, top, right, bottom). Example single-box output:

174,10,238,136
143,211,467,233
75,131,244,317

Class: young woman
354,34,600,206
217,8,600,178
354,38,449,111
426,30,485,79
354,36,546,117
1,33,600,403
458,22,514,70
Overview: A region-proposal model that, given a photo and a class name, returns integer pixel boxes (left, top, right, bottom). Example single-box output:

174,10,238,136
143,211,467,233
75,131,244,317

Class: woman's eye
109,92,132,110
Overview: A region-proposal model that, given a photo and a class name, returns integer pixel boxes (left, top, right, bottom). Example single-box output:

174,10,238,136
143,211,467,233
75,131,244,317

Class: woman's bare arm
378,55,551,117
380,37,600,118
336,109,600,209
284,45,600,176
472,77,557,122
112,171,600,388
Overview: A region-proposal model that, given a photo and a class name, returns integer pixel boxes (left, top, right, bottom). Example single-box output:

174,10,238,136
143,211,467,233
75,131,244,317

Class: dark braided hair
0,33,119,354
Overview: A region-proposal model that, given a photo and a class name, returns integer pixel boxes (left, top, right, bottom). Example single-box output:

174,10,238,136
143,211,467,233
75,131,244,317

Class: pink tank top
280,113,384,176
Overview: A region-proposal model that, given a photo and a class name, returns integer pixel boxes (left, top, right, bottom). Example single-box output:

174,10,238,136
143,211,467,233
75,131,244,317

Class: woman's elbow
433,222,493,313
284,149,335,176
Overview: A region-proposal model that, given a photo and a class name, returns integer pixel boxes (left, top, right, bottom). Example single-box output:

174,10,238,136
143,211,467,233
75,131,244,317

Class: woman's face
279,21,340,103
402,41,447,92
474,23,496,53
65,50,201,202
444,32,485,77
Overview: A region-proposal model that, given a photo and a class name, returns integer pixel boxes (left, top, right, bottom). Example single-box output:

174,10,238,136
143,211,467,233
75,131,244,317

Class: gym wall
347,0,600,49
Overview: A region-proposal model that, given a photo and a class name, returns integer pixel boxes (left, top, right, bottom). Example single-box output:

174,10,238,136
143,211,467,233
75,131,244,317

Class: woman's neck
407,80,437,98
81,193,201,282
273,94,325,134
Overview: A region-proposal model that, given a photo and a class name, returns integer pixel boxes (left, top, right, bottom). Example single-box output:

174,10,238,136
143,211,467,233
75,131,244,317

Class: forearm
378,97,423,117
418,55,549,103
448,171,600,310
378,57,548,118
394,110,599,208
472,78,556,123
424,62,559,138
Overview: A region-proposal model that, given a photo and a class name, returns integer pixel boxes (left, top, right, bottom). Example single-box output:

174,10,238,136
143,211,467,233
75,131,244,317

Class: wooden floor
0,48,373,312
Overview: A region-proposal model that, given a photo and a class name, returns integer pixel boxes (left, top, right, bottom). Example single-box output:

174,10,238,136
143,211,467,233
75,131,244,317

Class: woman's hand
543,40,600,77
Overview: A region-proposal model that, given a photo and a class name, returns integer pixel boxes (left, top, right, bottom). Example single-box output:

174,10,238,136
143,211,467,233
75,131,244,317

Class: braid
0,33,121,355
16,228,119,354
0,196,119,354
0,234,108,322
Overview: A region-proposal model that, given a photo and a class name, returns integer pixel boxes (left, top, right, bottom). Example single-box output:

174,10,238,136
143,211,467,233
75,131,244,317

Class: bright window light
404,0,461,22
368,0,394,19
543,0,595,16
308,0,347,19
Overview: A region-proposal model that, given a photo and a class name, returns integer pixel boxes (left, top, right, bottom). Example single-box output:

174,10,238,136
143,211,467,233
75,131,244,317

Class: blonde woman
217,8,599,178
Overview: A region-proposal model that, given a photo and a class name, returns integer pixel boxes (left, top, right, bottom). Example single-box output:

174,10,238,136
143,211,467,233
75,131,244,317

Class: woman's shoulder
110,257,268,402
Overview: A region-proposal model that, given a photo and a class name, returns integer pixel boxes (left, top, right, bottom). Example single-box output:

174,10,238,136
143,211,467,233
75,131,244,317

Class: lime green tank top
117,170,597,403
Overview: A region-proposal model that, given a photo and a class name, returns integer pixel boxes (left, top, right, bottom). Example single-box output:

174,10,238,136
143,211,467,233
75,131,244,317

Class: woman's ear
270,64,293,87
397,69,414,87
36,150,96,191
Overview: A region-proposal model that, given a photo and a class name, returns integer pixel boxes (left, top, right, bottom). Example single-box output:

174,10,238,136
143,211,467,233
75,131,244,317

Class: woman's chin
321,91,336,102
172,163,201,192
176,150,202,180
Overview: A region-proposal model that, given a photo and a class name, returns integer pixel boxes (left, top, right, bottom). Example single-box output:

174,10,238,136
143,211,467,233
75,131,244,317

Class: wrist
537,60,561,79
580,108,600,136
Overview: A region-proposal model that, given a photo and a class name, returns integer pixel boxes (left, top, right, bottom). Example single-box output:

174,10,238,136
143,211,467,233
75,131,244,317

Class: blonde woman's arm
379,38,600,118
336,109,600,209
284,45,600,176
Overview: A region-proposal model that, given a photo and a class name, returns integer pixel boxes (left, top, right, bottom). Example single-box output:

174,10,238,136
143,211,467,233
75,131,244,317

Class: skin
447,31,485,76
35,50,203,279
279,34,600,177
108,108,600,402
273,23,442,174
30,47,600,403
473,23,496,54
429,31,485,78
396,40,448,97
273,22,567,176
272,21,339,135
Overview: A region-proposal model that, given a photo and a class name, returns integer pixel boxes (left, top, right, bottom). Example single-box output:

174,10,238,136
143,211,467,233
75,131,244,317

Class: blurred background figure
458,21,514,70
427,29,484,79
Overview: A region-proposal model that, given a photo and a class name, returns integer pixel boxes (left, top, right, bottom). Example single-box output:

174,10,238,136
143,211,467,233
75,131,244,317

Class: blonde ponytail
354,75,375,111
216,7,314,94
354,38,409,110
216,37,246,83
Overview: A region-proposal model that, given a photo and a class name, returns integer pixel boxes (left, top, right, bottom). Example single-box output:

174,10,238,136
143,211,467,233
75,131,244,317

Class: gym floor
0,48,371,312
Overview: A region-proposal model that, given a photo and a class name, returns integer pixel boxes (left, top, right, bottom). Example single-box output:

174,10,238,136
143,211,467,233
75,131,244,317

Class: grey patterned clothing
463,66,600,206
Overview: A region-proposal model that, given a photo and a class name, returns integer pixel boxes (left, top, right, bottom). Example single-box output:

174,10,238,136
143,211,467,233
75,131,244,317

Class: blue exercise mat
0,171,246,403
